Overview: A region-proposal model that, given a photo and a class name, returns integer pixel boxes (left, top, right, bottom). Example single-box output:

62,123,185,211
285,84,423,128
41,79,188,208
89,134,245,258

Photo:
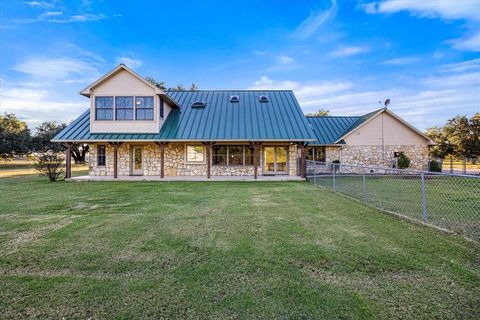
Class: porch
67,175,304,182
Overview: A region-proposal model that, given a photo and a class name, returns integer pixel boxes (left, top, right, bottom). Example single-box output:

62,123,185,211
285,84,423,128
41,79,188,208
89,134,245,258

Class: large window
186,145,205,163
115,96,134,120
135,97,154,120
306,146,326,162
212,145,255,166
95,97,114,120
97,145,106,166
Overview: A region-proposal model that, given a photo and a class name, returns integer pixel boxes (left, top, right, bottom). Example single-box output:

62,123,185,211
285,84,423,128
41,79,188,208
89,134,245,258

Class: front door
131,146,143,175
263,146,288,175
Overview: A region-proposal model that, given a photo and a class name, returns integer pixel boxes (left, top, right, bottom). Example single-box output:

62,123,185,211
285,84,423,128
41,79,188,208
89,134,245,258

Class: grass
0,174,479,319
311,174,480,240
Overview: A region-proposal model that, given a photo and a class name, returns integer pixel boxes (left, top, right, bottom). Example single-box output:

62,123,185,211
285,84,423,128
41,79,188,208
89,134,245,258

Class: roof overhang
51,138,316,143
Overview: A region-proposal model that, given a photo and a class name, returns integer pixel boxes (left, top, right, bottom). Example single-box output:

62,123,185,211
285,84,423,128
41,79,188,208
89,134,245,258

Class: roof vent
259,95,269,103
191,101,206,108
229,95,239,103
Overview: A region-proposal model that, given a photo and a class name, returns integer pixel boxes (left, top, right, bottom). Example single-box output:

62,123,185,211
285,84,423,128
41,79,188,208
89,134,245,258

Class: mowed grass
311,174,480,240
0,175,479,319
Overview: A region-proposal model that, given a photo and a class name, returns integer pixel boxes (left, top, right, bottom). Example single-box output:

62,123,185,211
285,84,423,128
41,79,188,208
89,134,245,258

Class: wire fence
306,161,480,241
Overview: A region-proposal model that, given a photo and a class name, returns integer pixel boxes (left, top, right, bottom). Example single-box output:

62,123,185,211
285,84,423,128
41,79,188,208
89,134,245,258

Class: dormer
80,64,178,133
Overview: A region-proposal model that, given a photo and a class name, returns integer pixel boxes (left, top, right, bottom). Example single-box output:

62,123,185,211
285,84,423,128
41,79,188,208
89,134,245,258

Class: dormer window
229,95,239,103
259,95,269,103
95,97,114,120
115,96,134,120
191,101,206,108
135,97,154,120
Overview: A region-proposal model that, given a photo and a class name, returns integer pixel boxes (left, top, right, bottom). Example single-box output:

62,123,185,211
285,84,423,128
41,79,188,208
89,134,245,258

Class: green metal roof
307,109,382,145
52,90,316,142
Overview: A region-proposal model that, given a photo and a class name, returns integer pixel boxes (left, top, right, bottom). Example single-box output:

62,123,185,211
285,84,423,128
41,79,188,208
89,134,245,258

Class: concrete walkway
68,175,305,182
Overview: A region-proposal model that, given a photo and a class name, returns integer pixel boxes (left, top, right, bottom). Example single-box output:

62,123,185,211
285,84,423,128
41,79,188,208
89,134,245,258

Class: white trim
184,144,206,165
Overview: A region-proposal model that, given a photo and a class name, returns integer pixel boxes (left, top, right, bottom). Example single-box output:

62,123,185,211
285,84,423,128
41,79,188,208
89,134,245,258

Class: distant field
0,160,88,178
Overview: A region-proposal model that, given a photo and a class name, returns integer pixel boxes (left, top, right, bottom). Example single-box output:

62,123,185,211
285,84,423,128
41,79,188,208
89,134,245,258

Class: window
306,146,326,162
135,97,154,120
212,145,255,166
115,96,134,120
191,101,206,108
212,145,227,165
259,95,269,103
229,95,239,102
160,97,164,119
95,97,113,120
186,145,205,163
97,145,106,166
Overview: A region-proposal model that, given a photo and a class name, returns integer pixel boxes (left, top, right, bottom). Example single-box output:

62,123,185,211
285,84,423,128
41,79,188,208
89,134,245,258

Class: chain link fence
306,160,480,241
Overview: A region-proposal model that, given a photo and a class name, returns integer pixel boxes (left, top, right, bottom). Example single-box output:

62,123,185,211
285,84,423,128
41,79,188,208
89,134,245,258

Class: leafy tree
32,121,66,152
425,126,453,159
145,77,167,90
397,152,410,169
70,144,89,164
306,109,331,116
0,113,31,158
34,151,64,182
190,83,198,91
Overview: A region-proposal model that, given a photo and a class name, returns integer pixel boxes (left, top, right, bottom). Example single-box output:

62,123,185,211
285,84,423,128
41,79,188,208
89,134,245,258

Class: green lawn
0,175,479,319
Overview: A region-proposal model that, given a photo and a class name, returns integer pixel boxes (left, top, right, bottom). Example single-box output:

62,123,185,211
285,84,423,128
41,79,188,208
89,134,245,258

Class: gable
92,69,156,96
343,111,430,145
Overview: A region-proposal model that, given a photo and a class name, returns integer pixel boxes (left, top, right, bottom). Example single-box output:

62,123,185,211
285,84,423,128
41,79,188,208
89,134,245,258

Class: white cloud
116,56,143,69
47,13,107,23
330,45,369,57
379,56,419,65
290,0,337,40
361,0,480,52
24,1,53,8
277,55,295,64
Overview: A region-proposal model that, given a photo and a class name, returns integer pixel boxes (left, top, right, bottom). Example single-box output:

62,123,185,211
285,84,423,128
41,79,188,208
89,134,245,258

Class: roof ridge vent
229,95,240,103
259,95,269,103
191,101,206,108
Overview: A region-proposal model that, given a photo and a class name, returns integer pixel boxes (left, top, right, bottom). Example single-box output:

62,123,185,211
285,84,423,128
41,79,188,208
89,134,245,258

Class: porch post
297,143,307,179
109,142,123,179
64,142,73,179
202,142,215,179
155,142,168,178
252,142,262,180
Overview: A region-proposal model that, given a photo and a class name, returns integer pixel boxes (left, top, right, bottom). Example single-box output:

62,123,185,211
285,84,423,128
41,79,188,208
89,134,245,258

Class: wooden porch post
109,142,123,179
155,142,168,178
252,142,262,180
202,142,214,179
297,143,307,179
64,142,73,179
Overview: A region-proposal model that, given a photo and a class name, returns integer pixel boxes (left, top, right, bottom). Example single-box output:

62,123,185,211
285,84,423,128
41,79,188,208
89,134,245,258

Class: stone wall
88,143,299,177
324,144,429,170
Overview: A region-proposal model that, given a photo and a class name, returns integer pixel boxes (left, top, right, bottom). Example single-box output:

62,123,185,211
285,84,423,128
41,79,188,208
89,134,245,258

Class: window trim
185,144,206,164
212,145,255,167
95,96,114,121
114,96,134,121
306,146,326,162
97,144,106,166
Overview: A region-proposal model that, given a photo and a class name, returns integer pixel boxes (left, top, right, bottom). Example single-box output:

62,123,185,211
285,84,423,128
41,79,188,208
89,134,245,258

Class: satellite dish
384,99,391,107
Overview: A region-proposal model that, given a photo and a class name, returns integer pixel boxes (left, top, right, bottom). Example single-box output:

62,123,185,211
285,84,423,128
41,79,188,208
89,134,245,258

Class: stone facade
324,144,429,170
88,143,299,177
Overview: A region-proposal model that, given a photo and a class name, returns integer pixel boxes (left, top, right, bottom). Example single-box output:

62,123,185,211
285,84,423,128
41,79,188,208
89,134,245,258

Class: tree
70,144,89,164
34,151,64,182
397,152,410,169
306,109,330,116
190,83,198,91
425,126,453,159
145,77,167,90
32,121,66,153
145,77,198,91
0,113,31,158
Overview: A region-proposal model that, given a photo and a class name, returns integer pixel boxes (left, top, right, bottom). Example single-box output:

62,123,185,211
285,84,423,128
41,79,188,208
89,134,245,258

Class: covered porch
66,175,304,182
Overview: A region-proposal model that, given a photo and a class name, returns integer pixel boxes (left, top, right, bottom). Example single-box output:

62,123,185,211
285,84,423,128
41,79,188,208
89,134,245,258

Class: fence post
362,172,367,202
462,158,466,175
421,173,427,223
450,156,453,174
332,163,336,191
314,160,317,185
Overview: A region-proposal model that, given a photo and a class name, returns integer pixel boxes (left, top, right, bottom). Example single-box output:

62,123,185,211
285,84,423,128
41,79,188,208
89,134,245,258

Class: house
52,64,316,179
52,64,432,179
306,109,433,170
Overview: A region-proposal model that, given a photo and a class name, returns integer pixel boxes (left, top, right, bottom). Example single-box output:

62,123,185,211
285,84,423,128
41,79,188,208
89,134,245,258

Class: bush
34,152,64,182
397,152,411,169
429,160,442,172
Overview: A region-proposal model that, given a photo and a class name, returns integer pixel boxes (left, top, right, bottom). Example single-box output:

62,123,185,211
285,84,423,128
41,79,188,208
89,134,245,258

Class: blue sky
1,0,479,131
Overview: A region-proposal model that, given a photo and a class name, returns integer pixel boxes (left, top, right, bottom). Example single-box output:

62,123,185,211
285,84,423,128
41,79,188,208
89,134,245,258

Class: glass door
263,146,288,175
131,146,143,175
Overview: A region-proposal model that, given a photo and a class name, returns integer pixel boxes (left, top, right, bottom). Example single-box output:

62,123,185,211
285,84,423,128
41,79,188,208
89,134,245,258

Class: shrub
397,152,411,169
34,152,64,182
429,160,442,172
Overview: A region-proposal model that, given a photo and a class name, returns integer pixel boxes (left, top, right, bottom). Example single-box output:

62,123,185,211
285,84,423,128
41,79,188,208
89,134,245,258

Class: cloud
379,56,419,65
277,55,295,64
290,0,337,40
250,58,480,130
24,1,53,8
46,13,107,23
330,45,369,57
13,57,101,83
116,57,143,69
361,0,480,52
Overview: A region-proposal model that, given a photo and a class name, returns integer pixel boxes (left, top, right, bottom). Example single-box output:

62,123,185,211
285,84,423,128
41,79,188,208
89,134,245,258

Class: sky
0,0,479,131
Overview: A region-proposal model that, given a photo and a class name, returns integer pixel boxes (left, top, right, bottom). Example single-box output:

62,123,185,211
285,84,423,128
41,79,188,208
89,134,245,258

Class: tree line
0,113,88,163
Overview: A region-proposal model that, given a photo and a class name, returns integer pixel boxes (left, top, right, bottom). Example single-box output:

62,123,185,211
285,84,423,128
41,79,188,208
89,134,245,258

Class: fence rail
306,161,480,241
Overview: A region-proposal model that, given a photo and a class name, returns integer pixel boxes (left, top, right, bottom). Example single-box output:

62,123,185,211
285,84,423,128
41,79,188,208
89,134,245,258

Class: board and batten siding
343,112,429,146
89,69,171,133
